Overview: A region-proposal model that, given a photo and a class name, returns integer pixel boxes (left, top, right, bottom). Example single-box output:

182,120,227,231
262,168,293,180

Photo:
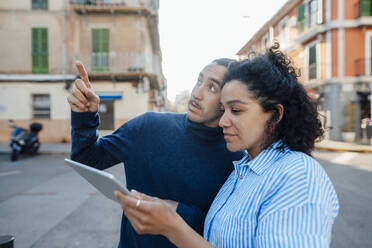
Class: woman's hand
114,190,180,237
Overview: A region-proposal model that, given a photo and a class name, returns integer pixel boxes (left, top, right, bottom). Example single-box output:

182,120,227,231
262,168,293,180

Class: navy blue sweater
71,111,243,248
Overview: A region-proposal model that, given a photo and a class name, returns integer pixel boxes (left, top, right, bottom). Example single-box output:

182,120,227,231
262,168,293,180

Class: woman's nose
219,112,230,128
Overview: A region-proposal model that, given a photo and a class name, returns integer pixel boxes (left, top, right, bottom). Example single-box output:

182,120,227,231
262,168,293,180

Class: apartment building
0,0,166,142
237,0,372,143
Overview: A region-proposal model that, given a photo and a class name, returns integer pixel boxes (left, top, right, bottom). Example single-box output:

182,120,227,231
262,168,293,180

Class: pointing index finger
76,61,91,88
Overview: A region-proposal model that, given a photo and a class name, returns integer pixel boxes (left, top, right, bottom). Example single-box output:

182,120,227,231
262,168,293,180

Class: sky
158,0,288,102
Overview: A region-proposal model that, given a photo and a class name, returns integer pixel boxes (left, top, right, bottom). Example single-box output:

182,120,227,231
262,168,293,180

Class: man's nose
192,85,203,100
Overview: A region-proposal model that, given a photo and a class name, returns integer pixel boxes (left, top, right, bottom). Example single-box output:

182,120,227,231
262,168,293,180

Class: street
0,151,372,248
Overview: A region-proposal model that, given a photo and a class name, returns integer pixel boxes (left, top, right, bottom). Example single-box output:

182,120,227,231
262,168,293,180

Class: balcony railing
70,0,126,7
69,0,158,11
72,52,149,74
354,58,372,76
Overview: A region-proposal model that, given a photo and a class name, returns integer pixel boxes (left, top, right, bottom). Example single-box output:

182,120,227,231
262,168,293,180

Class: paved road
0,154,124,248
313,150,372,248
0,151,371,247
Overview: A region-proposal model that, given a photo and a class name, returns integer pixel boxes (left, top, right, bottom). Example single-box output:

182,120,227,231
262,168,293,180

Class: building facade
0,0,166,143
237,0,372,143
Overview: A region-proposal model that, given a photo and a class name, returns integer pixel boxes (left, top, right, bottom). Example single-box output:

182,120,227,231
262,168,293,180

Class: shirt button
239,175,243,179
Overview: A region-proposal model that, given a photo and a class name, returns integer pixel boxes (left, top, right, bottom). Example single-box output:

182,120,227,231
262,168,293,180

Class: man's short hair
212,58,236,69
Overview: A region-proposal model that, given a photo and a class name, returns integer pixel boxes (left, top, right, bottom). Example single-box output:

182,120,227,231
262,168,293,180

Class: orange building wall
345,28,365,76
320,33,327,80
332,29,338,77
345,0,361,19
288,46,305,83
331,0,338,20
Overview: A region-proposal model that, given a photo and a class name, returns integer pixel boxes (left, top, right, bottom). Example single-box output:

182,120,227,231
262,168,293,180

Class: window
308,45,317,80
297,4,305,33
32,94,50,119
308,0,318,28
261,33,270,51
360,0,372,16
91,28,110,72
32,0,48,9
279,18,289,49
297,0,323,33
32,28,48,73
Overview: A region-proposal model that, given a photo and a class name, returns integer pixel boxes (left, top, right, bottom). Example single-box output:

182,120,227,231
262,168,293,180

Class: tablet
64,158,129,203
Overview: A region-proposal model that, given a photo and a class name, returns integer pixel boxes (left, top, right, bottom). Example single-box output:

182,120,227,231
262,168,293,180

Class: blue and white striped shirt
204,141,339,247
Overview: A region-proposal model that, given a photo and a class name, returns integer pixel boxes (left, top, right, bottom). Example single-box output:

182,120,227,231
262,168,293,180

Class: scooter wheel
11,150,19,162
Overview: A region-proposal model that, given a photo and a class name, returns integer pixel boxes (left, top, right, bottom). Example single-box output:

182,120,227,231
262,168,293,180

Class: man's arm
176,202,206,235
68,61,132,169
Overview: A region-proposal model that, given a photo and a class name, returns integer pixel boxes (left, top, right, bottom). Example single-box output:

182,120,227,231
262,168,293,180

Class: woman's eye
231,109,241,113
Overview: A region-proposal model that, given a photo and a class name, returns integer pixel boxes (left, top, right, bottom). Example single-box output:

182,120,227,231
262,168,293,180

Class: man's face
187,63,227,127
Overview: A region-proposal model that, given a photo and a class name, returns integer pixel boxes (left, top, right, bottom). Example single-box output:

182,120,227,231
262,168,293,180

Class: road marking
0,170,21,177
331,152,358,164
17,192,57,196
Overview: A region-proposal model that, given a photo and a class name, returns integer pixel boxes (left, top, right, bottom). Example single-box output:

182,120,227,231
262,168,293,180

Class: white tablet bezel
64,158,129,203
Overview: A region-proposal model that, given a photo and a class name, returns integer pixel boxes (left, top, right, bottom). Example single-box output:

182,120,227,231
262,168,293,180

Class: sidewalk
0,143,71,155
1,140,371,155
315,139,372,153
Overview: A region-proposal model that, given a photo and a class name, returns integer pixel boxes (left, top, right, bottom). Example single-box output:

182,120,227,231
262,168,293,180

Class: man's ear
272,104,284,124
276,104,284,123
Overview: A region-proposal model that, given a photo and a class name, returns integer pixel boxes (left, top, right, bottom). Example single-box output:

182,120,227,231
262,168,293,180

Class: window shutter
32,28,48,73
317,0,323,24
91,28,110,72
41,28,48,72
102,29,109,53
298,4,305,21
92,29,99,53
297,4,305,32
32,29,39,70
360,0,371,16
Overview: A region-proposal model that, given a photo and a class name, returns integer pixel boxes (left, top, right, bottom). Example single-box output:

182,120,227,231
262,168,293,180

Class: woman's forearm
165,213,214,248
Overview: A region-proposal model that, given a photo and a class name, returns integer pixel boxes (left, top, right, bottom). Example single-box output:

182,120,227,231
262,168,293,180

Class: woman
115,43,339,247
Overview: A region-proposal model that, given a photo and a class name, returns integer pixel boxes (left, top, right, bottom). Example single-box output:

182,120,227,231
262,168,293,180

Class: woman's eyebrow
226,99,248,105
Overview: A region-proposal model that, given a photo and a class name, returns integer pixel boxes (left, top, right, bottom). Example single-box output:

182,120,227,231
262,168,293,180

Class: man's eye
209,84,216,92
231,109,241,113
219,108,225,113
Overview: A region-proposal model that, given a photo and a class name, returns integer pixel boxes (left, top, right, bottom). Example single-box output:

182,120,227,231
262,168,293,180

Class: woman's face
219,80,272,159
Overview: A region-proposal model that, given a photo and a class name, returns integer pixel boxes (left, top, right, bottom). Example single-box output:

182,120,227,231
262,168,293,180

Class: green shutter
32,28,48,73
32,0,48,9
91,28,110,72
360,0,371,16
298,4,305,21
297,4,305,32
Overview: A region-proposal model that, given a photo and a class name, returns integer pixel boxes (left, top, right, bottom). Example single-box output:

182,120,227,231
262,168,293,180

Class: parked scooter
9,120,43,161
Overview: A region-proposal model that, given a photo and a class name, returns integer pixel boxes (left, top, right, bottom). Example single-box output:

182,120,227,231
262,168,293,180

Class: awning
96,92,123,100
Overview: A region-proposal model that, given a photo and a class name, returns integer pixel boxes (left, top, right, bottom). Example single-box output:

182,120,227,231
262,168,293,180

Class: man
67,59,243,248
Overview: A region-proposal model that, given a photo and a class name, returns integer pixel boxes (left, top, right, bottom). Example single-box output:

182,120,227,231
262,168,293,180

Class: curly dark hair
223,42,324,155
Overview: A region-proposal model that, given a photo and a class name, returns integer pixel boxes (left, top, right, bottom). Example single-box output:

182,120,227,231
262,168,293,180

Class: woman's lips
223,133,237,141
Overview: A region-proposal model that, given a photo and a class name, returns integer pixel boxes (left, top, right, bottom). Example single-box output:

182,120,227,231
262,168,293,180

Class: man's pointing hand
67,61,100,112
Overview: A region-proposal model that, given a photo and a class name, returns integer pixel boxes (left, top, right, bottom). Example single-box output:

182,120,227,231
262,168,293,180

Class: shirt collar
233,140,288,176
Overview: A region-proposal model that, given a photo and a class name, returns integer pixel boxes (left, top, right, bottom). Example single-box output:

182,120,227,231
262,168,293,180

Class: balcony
355,58,372,76
71,52,161,88
69,0,156,15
